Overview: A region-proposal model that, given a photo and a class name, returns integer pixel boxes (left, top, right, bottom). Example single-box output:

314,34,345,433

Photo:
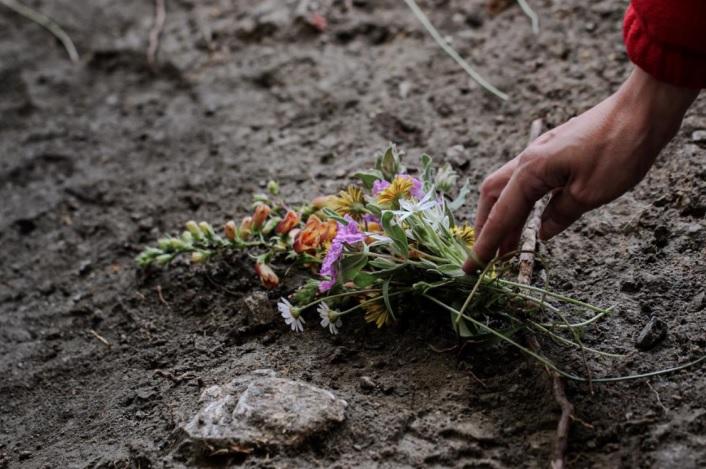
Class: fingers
539,189,585,240
474,160,516,233
464,157,551,273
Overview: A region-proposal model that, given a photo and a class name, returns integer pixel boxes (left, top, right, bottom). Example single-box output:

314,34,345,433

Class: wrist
614,66,698,146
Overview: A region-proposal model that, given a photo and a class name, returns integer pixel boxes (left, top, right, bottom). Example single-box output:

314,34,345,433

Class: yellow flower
377,175,414,206
361,297,392,328
333,186,366,220
452,225,476,247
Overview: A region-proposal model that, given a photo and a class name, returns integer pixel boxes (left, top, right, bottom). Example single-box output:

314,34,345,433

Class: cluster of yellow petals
360,295,392,328
333,186,366,220
376,175,414,206
451,224,476,247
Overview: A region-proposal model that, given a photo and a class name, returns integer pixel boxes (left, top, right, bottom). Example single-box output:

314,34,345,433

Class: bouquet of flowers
137,145,616,374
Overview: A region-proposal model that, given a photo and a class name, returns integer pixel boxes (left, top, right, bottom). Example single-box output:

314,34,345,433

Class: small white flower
423,200,450,231
394,189,438,222
317,303,342,335
278,298,305,332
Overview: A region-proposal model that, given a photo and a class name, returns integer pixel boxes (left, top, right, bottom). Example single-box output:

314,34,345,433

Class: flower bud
377,145,402,180
169,238,186,250
288,228,302,245
312,195,336,210
434,163,459,193
239,216,253,240
255,261,279,289
198,221,215,240
155,254,173,266
191,251,209,264
157,238,172,250
224,220,237,241
185,220,202,239
275,210,300,235
266,180,279,195
252,203,271,229
262,217,281,235
181,231,194,244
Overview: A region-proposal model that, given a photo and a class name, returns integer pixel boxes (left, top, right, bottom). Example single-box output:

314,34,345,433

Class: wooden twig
156,285,169,305
0,0,79,63
147,0,166,68
517,118,547,284
517,119,574,469
89,329,111,348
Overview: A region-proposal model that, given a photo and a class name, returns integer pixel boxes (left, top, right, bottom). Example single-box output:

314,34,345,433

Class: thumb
539,189,585,240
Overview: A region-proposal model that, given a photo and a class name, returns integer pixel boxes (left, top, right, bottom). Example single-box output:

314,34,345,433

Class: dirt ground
1,0,705,467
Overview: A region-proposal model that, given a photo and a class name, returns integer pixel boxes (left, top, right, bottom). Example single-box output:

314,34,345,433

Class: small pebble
635,316,668,350
359,376,376,391
691,129,706,143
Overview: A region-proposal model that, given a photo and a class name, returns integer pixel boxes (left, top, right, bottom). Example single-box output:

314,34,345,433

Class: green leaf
353,272,377,288
450,312,474,337
382,277,396,320
341,253,368,282
376,145,401,180
420,153,434,190
322,208,348,224
447,178,471,211
381,211,408,258
369,257,398,270
365,203,383,218
436,264,466,277
293,279,320,305
354,170,384,189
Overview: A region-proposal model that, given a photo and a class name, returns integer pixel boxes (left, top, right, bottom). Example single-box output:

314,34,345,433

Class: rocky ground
1,0,705,467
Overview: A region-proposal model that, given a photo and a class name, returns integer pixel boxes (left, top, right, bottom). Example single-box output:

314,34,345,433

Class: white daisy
317,303,342,335
278,298,305,332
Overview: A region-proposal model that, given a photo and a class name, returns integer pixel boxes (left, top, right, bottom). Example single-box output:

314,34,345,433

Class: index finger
464,162,550,273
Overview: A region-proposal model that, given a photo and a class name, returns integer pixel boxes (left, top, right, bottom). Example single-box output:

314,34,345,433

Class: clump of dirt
1,0,704,467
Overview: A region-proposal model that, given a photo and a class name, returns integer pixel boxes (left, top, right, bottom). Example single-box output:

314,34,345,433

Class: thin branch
89,329,111,348
0,0,79,63
516,119,574,469
402,0,509,101
147,0,166,68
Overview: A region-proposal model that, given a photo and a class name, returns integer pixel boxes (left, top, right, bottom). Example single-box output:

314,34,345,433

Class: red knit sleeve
623,0,706,89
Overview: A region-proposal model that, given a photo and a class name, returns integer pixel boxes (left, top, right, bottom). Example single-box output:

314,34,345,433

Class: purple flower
363,213,380,224
409,176,424,199
319,216,366,292
372,179,390,196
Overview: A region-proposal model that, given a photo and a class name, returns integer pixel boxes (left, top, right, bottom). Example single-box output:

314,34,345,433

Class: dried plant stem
517,0,540,34
147,0,166,68
0,0,79,63
516,118,573,469
402,0,509,101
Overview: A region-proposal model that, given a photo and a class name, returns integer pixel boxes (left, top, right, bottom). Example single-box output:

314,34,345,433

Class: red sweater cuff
623,5,706,89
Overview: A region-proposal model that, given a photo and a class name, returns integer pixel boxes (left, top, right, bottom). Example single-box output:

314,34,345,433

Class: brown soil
1,0,704,468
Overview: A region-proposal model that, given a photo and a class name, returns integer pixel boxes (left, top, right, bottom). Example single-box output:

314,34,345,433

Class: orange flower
239,216,253,240
252,204,271,229
224,220,237,241
275,210,300,234
312,195,336,210
293,215,338,254
255,261,279,289
319,219,338,244
364,221,382,245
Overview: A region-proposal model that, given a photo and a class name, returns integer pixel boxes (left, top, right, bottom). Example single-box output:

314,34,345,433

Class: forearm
613,66,699,149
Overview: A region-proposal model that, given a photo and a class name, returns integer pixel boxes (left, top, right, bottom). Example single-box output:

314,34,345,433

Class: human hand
464,66,699,273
